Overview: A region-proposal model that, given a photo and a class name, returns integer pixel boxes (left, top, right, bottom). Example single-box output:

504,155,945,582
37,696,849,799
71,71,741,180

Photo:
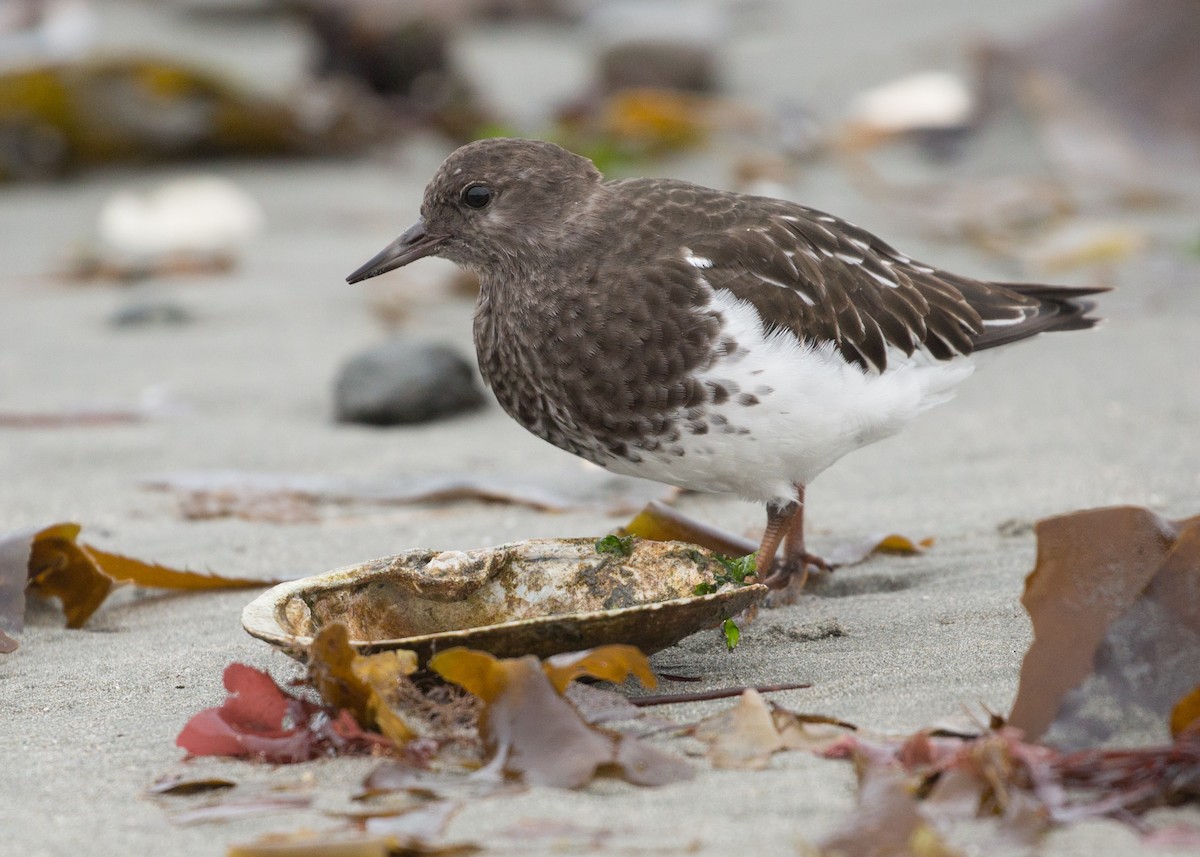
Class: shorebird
348,138,1104,587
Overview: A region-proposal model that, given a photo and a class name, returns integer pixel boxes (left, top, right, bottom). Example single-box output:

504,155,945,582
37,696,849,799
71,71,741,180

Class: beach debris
109,296,194,327
360,800,475,854
333,338,486,427
180,633,693,792
1009,506,1200,746
810,723,1200,852
176,661,392,763
586,0,726,95
0,522,280,642
624,681,814,709
618,500,757,557
430,645,693,788
103,175,262,260
307,623,421,745
619,500,933,574
0,57,374,183
843,70,974,146
693,690,854,770
61,174,265,282
167,791,315,827
241,538,766,663
228,812,477,857
805,764,964,857
147,774,237,796
297,0,488,141
143,467,672,519
820,534,934,568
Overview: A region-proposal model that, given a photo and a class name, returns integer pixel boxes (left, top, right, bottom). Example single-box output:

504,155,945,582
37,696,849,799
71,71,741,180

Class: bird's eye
461,184,492,209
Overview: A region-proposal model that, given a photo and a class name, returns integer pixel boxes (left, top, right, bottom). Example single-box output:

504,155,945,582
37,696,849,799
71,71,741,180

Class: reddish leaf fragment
819,725,1200,846
1010,507,1200,742
0,628,17,654
176,663,389,763
429,646,691,789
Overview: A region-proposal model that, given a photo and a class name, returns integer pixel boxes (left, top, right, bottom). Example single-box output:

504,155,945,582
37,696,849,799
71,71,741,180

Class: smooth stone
334,337,485,426
109,297,193,327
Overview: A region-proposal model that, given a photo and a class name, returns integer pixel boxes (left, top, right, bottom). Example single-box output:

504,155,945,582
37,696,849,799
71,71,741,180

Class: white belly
603,293,976,505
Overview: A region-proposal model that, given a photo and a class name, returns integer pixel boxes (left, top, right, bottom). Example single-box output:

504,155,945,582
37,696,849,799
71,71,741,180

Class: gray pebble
334,338,485,426
109,298,193,327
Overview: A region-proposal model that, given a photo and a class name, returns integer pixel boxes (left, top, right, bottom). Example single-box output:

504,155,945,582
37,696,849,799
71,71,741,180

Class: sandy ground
2,1,1200,855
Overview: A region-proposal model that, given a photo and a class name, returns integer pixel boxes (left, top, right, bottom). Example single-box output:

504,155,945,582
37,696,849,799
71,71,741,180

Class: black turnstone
347,137,1105,588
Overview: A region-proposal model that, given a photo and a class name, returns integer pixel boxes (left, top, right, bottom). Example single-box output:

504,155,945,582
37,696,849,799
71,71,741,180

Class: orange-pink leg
756,485,830,590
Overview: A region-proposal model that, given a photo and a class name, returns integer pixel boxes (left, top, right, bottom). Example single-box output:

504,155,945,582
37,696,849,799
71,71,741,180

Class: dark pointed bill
345,219,444,284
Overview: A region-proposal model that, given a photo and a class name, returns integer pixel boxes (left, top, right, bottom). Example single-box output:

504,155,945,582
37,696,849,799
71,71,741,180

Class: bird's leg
762,485,830,590
751,497,799,589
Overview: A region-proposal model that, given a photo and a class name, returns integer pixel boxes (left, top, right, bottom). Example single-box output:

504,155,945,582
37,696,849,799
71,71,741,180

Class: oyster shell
242,537,765,661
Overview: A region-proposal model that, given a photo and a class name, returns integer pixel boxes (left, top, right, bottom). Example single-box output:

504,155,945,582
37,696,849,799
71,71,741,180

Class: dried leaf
147,774,237,796
227,831,393,857
818,725,1200,845
1009,506,1200,743
144,468,669,518
772,707,858,753
357,764,517,803
620,502,932,570
26,524,114,628
307,623,419,744
693,689,784,770
363,800,475,853
807,766,964,857
823,533,934,567
0,628,16,654
169,791,313,826
429,646,690,789
618,500,757,556
1171,687,1200,738
692,692,856,769
542,645,656,694
1,522,278,631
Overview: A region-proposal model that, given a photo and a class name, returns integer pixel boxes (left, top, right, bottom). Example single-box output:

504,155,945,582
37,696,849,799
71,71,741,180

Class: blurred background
2,0,1198,570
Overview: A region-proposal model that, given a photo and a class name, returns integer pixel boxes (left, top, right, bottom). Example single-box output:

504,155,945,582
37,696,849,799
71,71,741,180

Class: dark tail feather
972,283,1109,351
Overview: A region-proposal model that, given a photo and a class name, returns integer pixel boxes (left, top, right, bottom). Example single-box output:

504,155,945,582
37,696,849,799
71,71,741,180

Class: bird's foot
758,552,832,591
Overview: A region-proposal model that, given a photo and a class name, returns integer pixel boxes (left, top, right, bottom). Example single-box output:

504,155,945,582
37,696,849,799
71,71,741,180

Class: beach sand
2,1,1198,854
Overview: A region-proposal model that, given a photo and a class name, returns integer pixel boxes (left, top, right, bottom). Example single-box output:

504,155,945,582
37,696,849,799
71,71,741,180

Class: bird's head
346,137,603,284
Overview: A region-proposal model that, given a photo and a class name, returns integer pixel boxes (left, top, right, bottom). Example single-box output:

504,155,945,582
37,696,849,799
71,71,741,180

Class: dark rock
109,297,193,327
334,338,485,426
